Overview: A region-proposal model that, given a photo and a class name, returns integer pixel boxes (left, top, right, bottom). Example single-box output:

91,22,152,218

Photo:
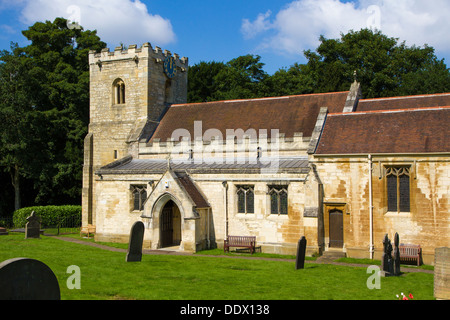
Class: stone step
316,250,346,263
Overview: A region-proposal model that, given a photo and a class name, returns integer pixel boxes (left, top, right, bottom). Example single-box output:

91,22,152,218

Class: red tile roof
175,172,210,208
357,93,450,111
149,92,349,142
315,107,450,154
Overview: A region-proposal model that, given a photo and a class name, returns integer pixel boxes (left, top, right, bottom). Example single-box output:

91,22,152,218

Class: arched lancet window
269,186,288,215
113,79,125,105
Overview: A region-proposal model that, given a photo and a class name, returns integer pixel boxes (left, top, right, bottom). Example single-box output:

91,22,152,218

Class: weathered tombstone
25,211,41,239
381,233,394,276
434,247,450,300
126,221,145,262
393,232,401,276
295,236,307,270
0,258,60,300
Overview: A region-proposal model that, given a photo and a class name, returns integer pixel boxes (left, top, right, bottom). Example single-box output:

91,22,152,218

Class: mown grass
0,233,435,300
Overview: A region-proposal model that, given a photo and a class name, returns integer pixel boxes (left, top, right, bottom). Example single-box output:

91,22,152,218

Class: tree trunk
10,164,21,211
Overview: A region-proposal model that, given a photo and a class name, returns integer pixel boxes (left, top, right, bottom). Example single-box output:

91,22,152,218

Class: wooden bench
224,236,257,254
80,224,96,238
398,244,422,266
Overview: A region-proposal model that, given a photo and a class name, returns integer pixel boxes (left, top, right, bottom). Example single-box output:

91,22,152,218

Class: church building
82,43,449,264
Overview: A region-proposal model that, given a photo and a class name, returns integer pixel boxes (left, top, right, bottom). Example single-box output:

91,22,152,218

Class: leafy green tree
300,29,450,98
188,61,226,103
0,18,106,212
211,55,269,101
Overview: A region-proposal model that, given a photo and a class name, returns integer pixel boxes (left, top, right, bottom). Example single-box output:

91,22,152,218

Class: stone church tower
82,43,188,225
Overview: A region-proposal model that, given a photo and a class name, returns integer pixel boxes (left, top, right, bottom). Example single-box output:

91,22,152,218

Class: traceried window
113,79,125,104
269,186,288,215
386,166,410,212
131,185,147,211
237,185,254,214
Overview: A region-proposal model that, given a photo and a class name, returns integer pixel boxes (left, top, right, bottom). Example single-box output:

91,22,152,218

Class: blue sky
0,0,449,74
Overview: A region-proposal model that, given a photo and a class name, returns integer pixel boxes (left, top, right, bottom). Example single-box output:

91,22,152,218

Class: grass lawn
0,233,435,300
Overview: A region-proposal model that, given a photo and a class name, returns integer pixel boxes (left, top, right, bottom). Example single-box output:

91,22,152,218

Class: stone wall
312,155,450,263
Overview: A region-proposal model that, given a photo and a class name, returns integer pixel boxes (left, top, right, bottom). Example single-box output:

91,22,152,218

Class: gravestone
434,247,450,300
295,236,307,270
0,258,60,300
381,233,393,276
126,221,145,262
25,211,41,239
393,232,401,276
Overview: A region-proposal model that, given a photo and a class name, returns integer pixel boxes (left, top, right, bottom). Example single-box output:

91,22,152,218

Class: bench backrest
399,244,421,256
227,236,256,245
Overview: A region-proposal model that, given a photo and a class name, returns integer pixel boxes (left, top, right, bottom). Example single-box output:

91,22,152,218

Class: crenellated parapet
89,42,188,71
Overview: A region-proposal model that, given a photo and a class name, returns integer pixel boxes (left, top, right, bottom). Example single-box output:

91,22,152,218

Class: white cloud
242,0,450,57
19,0,176,47
241,10,272,40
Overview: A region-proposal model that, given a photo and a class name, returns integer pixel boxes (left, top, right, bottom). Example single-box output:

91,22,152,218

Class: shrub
13,205,81,228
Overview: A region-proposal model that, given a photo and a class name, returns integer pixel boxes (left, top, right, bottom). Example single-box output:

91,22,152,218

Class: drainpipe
222,181,229,238
368,154,374,259
207,207,211,249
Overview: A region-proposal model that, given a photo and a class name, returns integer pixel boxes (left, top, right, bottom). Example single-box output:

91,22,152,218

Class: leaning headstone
0,257,60,300
126,221,145,262
393,232,401,276
25,211,41,239
295,236,307,270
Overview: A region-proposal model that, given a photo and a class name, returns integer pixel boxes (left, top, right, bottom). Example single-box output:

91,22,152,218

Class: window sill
385,211,411,217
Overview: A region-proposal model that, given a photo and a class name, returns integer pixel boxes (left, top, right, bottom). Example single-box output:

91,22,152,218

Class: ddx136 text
180,304,270,317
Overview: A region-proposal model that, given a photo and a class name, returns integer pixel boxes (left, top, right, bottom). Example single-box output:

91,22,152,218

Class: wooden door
329,209,343,248
160,202,174,247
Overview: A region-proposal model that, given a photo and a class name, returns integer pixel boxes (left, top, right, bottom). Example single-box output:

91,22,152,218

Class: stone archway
160,200,181,248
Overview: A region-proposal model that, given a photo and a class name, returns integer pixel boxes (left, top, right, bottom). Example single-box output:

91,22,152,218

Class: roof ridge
360,92,450,102
328,105,450,116
171,91,350,107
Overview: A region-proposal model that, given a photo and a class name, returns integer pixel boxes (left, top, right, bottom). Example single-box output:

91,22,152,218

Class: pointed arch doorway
160,200,182,248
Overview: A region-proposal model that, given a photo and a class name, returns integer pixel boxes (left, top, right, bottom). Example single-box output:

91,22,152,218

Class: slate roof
97,156,310,174
147,92,349,142
315,106,450,154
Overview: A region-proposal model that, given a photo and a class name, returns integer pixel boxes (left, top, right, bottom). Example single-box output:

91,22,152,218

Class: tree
188,61,226,103
300,29,450,98
213,55,269,100
0,18,106,212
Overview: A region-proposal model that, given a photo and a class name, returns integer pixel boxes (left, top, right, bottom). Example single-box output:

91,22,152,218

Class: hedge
13,205,82,228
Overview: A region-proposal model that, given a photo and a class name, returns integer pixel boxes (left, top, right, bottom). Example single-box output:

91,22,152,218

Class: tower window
113,79,125,104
